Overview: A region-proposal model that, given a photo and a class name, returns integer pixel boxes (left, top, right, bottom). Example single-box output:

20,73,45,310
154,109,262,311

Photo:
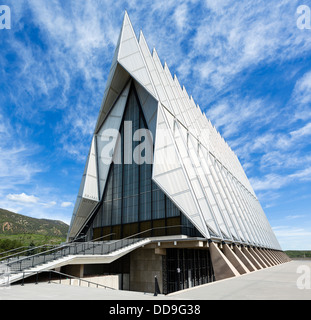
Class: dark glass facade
81,85,203,241
163,248,215,294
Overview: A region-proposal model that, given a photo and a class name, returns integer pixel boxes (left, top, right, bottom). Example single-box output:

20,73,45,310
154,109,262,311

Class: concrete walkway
169,260,311,300
0,283,165,300
1,260,310,300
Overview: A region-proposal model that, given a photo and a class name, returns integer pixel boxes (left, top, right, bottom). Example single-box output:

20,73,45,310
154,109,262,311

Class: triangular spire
117,11,156,98
94,11,156,133
118,11,136,50
138,30,159,102
94,14,131,133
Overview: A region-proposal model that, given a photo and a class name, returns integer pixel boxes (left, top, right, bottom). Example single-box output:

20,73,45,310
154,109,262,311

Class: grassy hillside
0,208,68,237
0,208,69,253
285,250,311,259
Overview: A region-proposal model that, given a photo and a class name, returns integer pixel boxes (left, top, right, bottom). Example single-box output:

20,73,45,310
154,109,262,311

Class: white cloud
192,1,311,93
6,193,39,204
260,151,311,171
250,174,289,191
0,110,43,194
61,202,74,208
28,0,119,82
292,70,311,120
206,96,277,139
173,3,189,31
290,167,311,181
42,201,57,208
0,147,42,186
290,122,311,139
250,167,311,192
205,0,231,13
6,193,58,208
3,1,121,161
1,191,72,224
285,215,306,220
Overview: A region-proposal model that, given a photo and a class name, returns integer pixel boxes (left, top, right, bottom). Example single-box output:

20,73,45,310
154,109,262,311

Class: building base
60,239,290,294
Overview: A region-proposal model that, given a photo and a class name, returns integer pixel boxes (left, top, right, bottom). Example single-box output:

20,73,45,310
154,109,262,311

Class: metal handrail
4,233,115,266
1,234,99,264
4,225,189,273
0,246,29,257
106,224,185,246
0,234,88,262
16,269,116,290
99,225,188,254
0,244,56,262
3,233,117,272
92,233,116,242
115,224,185,241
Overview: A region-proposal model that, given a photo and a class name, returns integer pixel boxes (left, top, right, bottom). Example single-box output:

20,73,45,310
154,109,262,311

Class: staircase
0,236,151,285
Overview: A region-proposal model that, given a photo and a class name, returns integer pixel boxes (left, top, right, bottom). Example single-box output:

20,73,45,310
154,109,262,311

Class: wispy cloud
6,192,58,208
272,226,311,250
205,96,277,139
291,70,311,120
250,167,311,191
191,1,311,93
285,215,306,220
61,202,74,208
250,174,289,191
1,191,72,224
0,112,42,194
7,193,39,204
173,3,189,32
290,122,311,139
2,0,122,162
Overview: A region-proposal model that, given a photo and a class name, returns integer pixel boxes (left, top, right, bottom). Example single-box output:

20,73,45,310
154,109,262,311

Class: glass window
166,196,180,218
82,85,202,241
152,188,165,220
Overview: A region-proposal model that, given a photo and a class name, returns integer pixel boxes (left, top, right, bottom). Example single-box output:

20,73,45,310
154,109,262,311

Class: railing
0,246,29,257
15,270,116,290
4,233,116,273
4,225,188,274
104,225,186,252
0,234,88,262
0,244,56,263
0,234,99,264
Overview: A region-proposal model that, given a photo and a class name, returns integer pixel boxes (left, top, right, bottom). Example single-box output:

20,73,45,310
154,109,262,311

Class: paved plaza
1,260,310,300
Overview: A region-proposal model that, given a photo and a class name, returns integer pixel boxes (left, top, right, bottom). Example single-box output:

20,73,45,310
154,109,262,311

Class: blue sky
0,0,311,250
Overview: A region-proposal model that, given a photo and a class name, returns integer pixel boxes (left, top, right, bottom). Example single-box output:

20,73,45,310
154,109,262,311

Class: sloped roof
68,12,281,250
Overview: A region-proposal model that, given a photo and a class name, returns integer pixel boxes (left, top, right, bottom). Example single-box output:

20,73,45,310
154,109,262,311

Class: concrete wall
209,242,291,283
130,248,163,293
61,264,84,278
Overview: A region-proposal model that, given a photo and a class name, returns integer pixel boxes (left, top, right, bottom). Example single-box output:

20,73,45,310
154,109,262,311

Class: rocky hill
0,208,69,238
